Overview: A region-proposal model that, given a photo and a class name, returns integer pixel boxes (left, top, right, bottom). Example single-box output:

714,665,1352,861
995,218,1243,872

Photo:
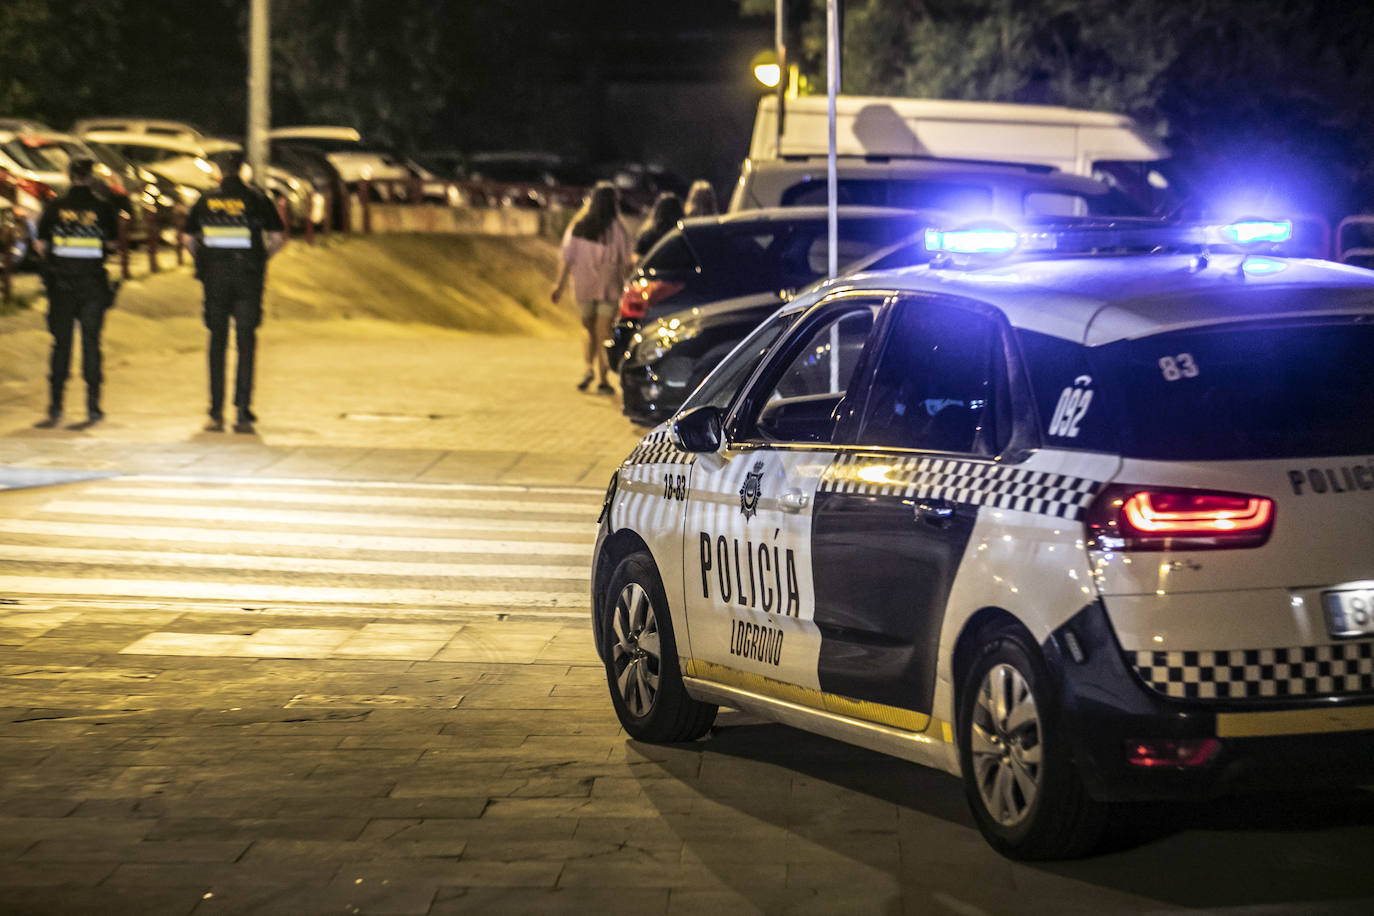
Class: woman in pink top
551,182,632,394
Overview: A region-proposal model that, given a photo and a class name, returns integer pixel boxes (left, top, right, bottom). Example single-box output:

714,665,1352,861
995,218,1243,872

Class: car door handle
915,499,955,527
780,489,809,513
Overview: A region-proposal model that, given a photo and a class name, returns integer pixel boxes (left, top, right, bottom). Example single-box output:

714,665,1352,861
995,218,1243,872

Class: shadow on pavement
628,716,1374,914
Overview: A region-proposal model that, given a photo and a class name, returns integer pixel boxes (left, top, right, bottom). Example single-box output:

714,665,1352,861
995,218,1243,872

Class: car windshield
1,138,64,172
1094,310,1374,460
685,217,920,296
681,308,802,413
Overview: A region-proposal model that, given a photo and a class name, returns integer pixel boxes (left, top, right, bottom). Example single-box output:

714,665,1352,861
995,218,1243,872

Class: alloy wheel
970,662,1042,827
610,581,662,718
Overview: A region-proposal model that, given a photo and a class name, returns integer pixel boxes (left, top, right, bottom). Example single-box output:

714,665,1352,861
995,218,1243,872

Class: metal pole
776,0,787,151
247,0,270,189
826,0,839,280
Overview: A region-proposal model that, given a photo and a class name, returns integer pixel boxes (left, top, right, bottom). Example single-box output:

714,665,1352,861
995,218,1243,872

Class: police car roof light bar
924,217,1294,265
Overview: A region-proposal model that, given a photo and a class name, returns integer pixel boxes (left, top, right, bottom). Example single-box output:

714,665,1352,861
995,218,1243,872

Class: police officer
182,152,284,433
34,158,119,429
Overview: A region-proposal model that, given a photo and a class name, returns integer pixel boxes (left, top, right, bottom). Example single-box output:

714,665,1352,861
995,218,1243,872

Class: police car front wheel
956,624,1108,860
602,552,717,743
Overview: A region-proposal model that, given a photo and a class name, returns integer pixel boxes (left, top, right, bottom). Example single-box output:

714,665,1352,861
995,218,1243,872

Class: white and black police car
591,217,1374,859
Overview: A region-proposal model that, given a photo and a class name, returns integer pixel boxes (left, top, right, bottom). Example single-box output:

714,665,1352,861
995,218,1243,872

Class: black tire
956,624,1108,860
601,551,717,742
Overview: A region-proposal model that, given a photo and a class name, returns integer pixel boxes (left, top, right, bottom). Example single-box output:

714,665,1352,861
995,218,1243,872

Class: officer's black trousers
45,272,108,415
203,270,264,418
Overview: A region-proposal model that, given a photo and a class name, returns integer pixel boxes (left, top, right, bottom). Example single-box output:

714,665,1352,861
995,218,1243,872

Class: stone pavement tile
457,837,630,863
143,816,370,842
419,450,523,483
390,778,525,800
0,796,80,817
240,835,467,863
236,627,355,659
517,735,623,759
455,689,592,711
0,883,204,916
0,861,116,886
285,694,461,711
558,858,784,890
481,797,675,820
330,637,449,661
197,874,439,916
570,817,692,849
590,776,703,807
346,859,563,889
783,854,901,893
336,733,487,751
73,797,285,820
273,796,488,820
0,815,151,846
20,837,250,863
122,633,251,657
361,623,463,641
666,887,896,916
430,886,670,916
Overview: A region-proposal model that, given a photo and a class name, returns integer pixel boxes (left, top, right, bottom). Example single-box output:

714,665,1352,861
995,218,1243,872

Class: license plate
1322,589,1374,638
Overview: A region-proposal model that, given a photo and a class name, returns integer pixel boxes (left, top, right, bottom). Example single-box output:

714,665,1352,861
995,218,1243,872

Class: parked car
464,152,594,209
269,127,410,199
616,206,938,424
70,117,205,140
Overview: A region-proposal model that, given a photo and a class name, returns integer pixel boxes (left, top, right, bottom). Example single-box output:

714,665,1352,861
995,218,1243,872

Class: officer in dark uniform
182,152,285,433
34,158,119,428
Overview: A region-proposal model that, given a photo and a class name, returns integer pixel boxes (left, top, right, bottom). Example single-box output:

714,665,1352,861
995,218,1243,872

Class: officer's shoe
86,408,105,426
232,413,255,434
204,413,225,432
34,411,62,430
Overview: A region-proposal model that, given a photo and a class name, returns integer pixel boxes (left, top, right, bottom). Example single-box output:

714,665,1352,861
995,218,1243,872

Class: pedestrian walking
33,158,118,429
685,179,719,217
633,192,684,262
551,181,631,394
182,152,285,433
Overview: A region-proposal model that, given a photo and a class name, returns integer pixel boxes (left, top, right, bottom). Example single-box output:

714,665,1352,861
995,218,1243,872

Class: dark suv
616,206,932,424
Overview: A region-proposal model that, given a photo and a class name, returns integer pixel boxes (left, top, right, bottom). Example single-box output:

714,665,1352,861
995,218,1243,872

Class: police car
591,217,1374,859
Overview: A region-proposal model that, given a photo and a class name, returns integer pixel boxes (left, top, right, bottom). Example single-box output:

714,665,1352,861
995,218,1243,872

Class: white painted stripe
123,474,605,499
0,519,592,555
78,485,593,516
0,544,587,580
0,576,588,608
39,500,594,535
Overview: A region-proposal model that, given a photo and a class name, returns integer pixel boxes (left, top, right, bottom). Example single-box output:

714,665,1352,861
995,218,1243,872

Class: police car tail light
619,278,684,320
1126,738,1220,768
1086,485,1275,551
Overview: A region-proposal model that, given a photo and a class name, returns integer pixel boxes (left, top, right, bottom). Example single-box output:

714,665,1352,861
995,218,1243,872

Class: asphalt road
0,318,1372,915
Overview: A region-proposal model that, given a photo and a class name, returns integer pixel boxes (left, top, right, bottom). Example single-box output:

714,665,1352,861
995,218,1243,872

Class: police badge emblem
739,460,765,519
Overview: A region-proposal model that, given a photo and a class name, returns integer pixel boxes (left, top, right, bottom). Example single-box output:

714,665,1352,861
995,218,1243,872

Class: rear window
687,217,915,295
1095,317,1374,460
783,178,992,213
641,233,698,273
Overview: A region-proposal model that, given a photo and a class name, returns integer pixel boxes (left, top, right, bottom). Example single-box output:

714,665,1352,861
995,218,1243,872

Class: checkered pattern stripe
1131,641,1374,701
623,430,695,467
819,453,1100,521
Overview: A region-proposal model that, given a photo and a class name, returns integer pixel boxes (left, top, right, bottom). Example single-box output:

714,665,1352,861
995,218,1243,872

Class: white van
732,95,1176,216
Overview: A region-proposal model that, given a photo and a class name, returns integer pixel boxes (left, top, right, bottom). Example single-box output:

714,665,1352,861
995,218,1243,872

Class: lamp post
247,0,270,188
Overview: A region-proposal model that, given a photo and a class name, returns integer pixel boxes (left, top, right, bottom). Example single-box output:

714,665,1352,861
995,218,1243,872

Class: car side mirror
671,406,723,453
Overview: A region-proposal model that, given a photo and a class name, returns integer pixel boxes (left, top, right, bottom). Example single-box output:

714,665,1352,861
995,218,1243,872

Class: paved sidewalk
0,314,642,489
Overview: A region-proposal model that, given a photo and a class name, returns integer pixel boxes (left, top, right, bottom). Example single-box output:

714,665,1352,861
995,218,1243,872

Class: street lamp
751,51,781,89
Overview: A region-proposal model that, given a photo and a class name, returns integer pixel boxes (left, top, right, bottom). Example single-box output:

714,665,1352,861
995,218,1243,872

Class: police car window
1017,330,1117,453
748,305,878,444
681,309,801,414
1095,314,1374,460
856,301,1005,454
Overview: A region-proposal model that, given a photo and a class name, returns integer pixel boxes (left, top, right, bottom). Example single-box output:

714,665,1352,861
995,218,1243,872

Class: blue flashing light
1220,220,1292,245
1241,256,1287,276
925,227,1020,255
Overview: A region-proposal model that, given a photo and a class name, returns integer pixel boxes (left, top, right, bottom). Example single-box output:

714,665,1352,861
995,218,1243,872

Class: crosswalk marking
0,519,591,555
125,473,606,499
0,475,602,615
81,485,598,516
38,500,593,536
0,576,588,608
0,545,588,581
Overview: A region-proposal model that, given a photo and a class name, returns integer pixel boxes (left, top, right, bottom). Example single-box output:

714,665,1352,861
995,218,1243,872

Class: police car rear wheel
957,625,1108,860
603,552,717,743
